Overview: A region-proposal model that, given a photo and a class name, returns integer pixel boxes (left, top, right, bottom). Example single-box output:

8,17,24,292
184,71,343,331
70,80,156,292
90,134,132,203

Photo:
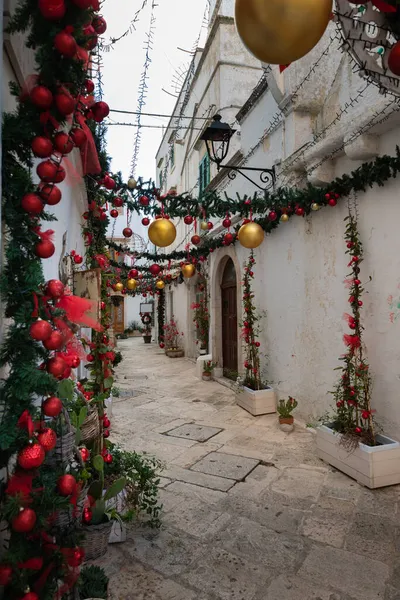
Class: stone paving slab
164,423,223,442
164,464,236,491
191,451,259,480
255,574,344,600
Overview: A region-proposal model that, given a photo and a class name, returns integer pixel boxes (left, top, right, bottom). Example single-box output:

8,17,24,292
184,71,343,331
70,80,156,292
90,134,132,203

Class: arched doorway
221,258,238,376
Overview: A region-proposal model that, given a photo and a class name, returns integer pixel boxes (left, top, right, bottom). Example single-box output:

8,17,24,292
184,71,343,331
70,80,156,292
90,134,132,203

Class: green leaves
104,477,126,501
93,454,105,473
58,379,74,402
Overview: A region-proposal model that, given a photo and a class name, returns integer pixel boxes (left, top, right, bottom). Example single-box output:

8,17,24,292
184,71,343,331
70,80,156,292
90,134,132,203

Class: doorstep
213,377,237,392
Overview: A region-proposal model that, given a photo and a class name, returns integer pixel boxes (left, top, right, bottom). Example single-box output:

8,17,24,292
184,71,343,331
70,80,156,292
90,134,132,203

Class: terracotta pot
279,415,294,432
202,372,211,381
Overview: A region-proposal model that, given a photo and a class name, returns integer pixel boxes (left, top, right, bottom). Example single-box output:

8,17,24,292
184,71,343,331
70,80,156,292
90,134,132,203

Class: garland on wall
241,252,264,391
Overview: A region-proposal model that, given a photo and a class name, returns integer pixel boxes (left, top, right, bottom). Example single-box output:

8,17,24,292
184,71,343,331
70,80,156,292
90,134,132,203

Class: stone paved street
100,339,400,600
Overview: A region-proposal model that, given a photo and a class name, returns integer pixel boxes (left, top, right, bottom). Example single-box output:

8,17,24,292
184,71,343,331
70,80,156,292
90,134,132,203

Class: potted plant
202,360,216,381
236,253,276,416
141,313,152,343
78,565,109,599
277,397,298,432
162,317,184,358
191,274,209,355
317,211,400,488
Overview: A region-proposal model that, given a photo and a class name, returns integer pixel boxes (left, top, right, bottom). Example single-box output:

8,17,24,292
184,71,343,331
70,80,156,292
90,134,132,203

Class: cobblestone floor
99,338,400,600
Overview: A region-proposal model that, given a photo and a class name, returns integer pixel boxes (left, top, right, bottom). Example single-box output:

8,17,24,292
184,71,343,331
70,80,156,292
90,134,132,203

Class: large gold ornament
127,178,137,190
237,222,265,249
181,263,196,278
235,0,332,65
280,214,290,222
114,282,124,292
148,219,177,248
127,278,137,290
200,221,208,231
155,280,165,290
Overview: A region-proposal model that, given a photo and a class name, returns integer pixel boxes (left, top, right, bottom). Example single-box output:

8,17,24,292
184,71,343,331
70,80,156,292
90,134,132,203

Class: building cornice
236,74,269,124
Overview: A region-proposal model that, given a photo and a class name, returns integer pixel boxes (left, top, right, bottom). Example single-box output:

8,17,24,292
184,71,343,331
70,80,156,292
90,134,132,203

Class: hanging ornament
139,195,149,206
57,474,77,496
21,193,44,214
328,197,337,207
43,330,64,350
181,263,196,278
295,206,305,216
155,280,165,290
103,416,111,428
93,15,107,34
42,396,62,417
31,136,53,158
38,0,65,20
127,178,137,190
104,453,113,464
222,217,231,228
103,175,116,190
30,85,53,109
280,214,290,223
388,42,400,76
22,591,39,600
114,282,124,293
191,234,201,246
200,221,208,231
207,221,213,230
30,319,52,342
127,278,137,291
311,203,320,211
12,508,37,532
142,217,150,226
54,29,77,57
159,342,165,349
35,239,55,259
46,356,67,378
70,355,80,369
113,197,124,208
149,264,161,276
45,279,65,298
238,222,264,249
80,447,90,461
0,565,12,586
148,219,177,248
91,101,110,122
103,429,110,438
37,160,65,183
70,127,86,148
129,268,139,278
123,227,133,238
82,508,93,524
73,254,83,264
39,184,61,206
234,0,332,65
85,79,95,93
18,443,45,470
63,547,85,568
268,210,278,222
54,132,74,154
55,90,75,115
184,215,194,225
83,24,98,50
224,232,234,244
110,209,119,218
37,428,57,452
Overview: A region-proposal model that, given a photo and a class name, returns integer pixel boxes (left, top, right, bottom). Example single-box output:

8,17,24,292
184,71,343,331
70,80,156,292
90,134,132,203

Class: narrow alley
99,339,399,600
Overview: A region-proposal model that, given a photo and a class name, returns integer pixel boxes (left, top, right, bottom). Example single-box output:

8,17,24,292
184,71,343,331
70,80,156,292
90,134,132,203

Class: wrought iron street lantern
200,114,276,191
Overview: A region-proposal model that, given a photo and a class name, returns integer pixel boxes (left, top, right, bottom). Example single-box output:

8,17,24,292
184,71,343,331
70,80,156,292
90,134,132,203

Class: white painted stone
195,354,212,379
236,386,277,416
344,134,379,160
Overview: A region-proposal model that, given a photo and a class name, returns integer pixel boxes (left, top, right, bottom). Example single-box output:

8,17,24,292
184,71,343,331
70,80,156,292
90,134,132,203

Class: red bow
18,410,34,437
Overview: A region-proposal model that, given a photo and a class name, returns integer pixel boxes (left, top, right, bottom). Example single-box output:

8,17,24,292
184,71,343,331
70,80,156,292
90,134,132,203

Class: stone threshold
213,376,237,392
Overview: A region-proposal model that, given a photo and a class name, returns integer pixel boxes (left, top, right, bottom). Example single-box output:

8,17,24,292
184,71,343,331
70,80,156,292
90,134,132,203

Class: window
169,144,175,169
159,170,163,190
199,153,210,195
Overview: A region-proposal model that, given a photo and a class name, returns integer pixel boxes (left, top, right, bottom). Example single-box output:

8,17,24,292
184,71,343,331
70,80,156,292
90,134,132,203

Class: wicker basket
82,520,113,561
80,407,100,445
47,410,75,467
55,480,88,530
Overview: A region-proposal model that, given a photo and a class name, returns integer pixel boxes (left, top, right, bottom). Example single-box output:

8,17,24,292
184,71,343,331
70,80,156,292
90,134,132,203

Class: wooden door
112,300,125,334
221,260,237,375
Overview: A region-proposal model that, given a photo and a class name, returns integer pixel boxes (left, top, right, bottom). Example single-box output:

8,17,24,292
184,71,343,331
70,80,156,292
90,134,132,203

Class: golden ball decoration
235,0,332,65
155,279,165,290
200,221,208,231
280,214,290,223
126,278,137,291
114,282,124,292
311,203,321,211
181,263,196,278
148,218,177,248
238,222,265,249
127,178,137,190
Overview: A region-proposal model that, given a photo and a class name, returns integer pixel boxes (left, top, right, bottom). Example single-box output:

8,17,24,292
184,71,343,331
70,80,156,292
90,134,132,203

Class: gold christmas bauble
181,263,196,278
280,214,289,222
235,0,332,65
238,222,265,249
127,278,137,290
127,178,137,190
155,279,165,290
200,221,208,231
148,218,177,248
311,203,320,211
114,282,124,292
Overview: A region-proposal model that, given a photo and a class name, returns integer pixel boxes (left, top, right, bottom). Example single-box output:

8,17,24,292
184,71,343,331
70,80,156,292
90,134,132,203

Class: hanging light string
99,0,149,52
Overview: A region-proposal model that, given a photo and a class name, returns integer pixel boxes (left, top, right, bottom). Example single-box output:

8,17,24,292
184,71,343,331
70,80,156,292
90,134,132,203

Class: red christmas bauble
184,215,193,225
35,239,55,259
268,210,278,222
31,136,53,158
159,342,165,349
21,592,39,600
129,268,139,278
0,564,12,586
295,207,305,216
37,428,57,452
123,227,133,238
30,319,52,341
80,447,90,461
30,85,53,109
142,217,150,226
45,279,65,298
70,127,86,148
93,16,107,34
38,0,65,19
224,233,234,245
86,353,94,362
47,356,67,378
43,396,63,417
104,453,113,464
91,101,110,122
83,25,98,50
37,160,58,183
75,46,89,67
54,30,77,57
388,41,400,75
222,218,231,228
70,355,80,369
103,429,110,438
61,366,71,380
12,508,37,532
113,196,124,207
65,547,85,567
55,91,75,116
103,175,116,190
191,235,201,245
149,264,161,276
43,330,64,351
82,508,92,524
110,209,118,218
18,444,45,470
21,193,44,214
73,254,83,264
39,184,62,206
139,195,149,206
85,79,95,93
328,198,337,207
207,221,213,230
58,474,77,496
103,417,111,428
54,132,74,154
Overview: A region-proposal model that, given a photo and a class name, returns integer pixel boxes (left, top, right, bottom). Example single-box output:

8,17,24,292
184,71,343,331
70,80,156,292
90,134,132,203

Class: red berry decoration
268,210,278,221
39,184,61,206
110,209,118,218
43,330,64,351
73,254,83,264
31,136,53,158
38,0,65,20
123,227,133,238
142,217,150,226
46,356,67,378
54,30,77,57
45,279,65,298
80,447,90,462
55,90,75,116
224,232,234,245
30,319,52,341
388,41,400,76
21,193,43,214
37,428,57,452
149,264,161,276
18,444,45,470
42,396,63,417
139,195,149,206
54,132,74,154
0,564,12,586
82,508,92,524
93,15,107,34
35,239,55,259
70,127,86,148
222,218,231,228
103,417,111,428
85,79,95,93
12,508,37,532
191,235,201,245
184,215,193,225
30,85,53,109
57,474,77,496
113,196,124,207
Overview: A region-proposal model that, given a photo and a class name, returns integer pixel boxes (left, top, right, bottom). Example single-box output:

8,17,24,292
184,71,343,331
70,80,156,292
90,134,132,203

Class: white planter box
316,425,400,489
236,386,276,416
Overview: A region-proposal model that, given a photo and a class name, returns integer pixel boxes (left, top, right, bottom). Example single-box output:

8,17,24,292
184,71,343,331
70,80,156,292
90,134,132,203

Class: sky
101,0,209,184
